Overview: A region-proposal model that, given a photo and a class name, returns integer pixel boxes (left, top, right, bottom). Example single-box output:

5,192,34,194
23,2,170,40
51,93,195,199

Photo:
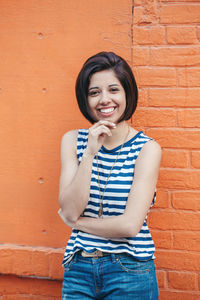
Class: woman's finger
90,125,112,137
92,120,116,130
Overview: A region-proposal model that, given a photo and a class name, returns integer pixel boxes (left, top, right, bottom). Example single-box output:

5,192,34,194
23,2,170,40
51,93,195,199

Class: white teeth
100,107,115,113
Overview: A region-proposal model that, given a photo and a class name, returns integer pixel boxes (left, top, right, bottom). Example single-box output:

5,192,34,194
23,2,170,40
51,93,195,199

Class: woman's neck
103,121,130,150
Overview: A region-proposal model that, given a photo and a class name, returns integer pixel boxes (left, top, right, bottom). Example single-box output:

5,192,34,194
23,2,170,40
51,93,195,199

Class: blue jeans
62,252,159,299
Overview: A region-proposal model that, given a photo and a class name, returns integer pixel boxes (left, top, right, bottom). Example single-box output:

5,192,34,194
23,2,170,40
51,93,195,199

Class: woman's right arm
58,130,94,225
58,121,115,225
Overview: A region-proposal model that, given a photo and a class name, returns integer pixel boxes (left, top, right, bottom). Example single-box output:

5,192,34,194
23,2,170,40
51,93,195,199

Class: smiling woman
75,52,138,124
58,52,161,299
87,69,126,123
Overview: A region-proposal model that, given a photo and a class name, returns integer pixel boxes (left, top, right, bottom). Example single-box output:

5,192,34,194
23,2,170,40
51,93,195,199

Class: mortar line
131,0,135,126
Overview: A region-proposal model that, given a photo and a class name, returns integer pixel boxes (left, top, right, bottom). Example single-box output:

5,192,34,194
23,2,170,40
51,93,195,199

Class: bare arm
58,130,94,224
58,121,116,224
74,140,162,238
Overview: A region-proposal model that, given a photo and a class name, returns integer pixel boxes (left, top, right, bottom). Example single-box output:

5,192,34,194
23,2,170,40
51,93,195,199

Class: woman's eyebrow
88,86,98,91
88,83,120,91
109,84,120,87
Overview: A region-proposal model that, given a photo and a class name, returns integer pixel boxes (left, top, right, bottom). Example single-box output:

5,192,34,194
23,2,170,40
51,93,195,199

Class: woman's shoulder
129,128,162,160
61,128,89,148
143,139,161,154
61,129,78,143
132,129,161,149
60,130,79,152
138,138,162,166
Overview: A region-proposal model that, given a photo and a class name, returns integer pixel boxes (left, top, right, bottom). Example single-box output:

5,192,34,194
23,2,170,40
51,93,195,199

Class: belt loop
111,253,116,262
72,251,78,263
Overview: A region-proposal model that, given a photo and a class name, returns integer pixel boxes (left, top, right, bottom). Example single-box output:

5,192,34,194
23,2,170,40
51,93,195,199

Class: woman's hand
85,120,116,155
72,140,162,238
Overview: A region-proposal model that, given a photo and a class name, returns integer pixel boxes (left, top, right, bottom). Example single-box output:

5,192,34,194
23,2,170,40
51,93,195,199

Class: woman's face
87,69,126,124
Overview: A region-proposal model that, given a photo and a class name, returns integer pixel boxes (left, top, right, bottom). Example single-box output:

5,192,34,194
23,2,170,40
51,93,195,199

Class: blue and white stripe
63,129,156,265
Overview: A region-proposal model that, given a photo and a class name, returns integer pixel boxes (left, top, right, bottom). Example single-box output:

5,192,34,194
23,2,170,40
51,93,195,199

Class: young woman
58,52,161,299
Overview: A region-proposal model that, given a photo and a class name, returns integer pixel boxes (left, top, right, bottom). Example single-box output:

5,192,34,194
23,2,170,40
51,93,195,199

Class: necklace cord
96,126,130,217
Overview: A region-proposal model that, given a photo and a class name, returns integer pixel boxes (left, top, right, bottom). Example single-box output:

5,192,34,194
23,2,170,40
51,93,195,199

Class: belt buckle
81,250,103,258
95,250,103,257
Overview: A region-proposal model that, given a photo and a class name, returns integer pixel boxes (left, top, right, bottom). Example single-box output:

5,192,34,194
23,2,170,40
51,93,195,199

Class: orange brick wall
132,0,200,299
0,0,199,299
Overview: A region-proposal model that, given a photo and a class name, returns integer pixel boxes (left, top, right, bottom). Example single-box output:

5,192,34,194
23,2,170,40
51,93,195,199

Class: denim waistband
73,250,153,264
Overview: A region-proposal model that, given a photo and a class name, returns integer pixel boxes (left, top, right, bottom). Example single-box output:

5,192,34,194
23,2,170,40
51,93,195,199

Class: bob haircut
75,51,138,124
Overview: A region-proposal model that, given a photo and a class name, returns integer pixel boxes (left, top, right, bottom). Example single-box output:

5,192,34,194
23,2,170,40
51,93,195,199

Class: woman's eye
88,90,99,97
110,88,119,93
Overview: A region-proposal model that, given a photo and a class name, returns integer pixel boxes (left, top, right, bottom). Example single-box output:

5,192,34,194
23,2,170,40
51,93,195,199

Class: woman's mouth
99,107,115,114
95,106,118,120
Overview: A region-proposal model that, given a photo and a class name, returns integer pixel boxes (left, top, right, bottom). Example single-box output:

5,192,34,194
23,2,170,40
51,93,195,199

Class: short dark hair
75,51,138,124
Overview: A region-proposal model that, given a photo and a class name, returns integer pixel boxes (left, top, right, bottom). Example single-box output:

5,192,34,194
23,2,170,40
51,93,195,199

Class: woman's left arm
74,140,162,238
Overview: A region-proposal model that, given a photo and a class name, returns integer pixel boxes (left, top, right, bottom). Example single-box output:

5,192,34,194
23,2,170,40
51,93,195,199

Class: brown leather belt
81,250,110,258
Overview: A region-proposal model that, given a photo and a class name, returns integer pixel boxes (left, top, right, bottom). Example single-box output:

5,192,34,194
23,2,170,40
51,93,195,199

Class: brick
160,5,200,24
12,248,49,278
132,47,149,66
0,245,64,279
151,46,200,67
32,250,51,278
154,189,171,208
0,248,13,274
133,26,165,45
138,88,148,107
172,191,200,211
159,290,200,300
158,169,200,189
149,88,200,107
156,250,200,271
156,270,167,289
161,149,189,168
132,108,176,127
166,26,198,45
48,251,64,280
197,27,200,42
148,210,200,231
173,232,200,252
134,0,143,6
133,7,144,25
198,273,200,291
150,230,172,249
168,271,198,291
160,0,199,2
0,274,62,297
177,109,200,128
146,129,200,149
2,296,60,300
135,67,176,87
133,1,157,25
143,0,158,24
178,68,200,87
191,151,200,168
11,248,33,277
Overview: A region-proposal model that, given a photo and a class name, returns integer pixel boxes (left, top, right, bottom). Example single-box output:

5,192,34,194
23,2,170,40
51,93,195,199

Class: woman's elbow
125,227,138,238
123,219,141,238
58,207,78,227
58,196,78,226
58,189,66,207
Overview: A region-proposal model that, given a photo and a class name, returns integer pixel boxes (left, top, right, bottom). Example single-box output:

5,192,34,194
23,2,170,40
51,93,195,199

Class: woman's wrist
74,217,82,231
83,149,95,158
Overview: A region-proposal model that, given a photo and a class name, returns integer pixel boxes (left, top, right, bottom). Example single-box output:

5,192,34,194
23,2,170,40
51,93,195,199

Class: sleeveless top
62,129,156,266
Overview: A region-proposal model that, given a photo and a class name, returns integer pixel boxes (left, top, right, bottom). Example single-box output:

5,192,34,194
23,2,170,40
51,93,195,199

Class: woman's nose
99,90,110,104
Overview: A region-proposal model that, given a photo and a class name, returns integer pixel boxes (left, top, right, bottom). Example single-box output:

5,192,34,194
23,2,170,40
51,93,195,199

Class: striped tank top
62,129,156,266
